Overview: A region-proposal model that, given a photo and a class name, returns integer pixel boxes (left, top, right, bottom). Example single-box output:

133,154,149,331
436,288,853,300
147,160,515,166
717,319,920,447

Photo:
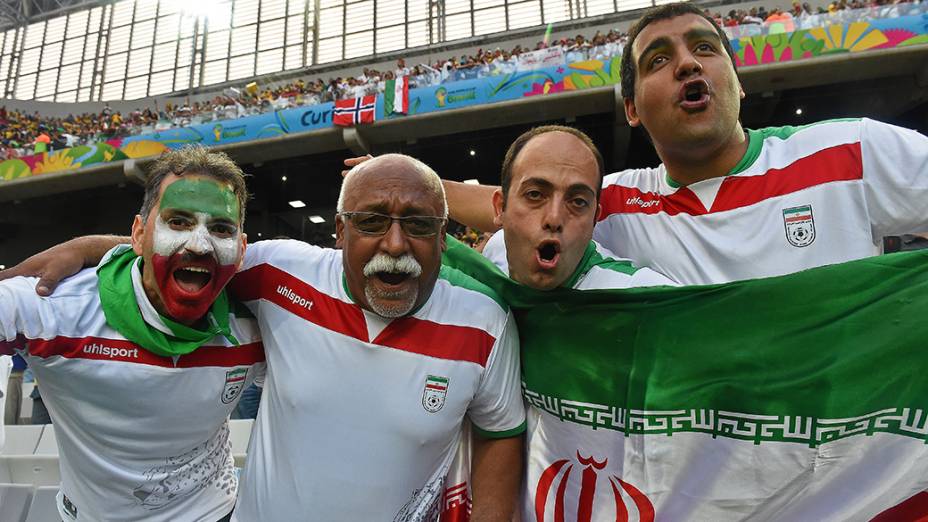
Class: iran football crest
221,368,248,404
535,452,655,522
422,375,449,413
783,205,816,247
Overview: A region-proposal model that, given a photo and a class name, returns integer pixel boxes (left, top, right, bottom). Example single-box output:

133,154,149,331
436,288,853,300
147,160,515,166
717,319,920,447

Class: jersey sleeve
467,311,526,438
859,118,928,238
0,276,55,355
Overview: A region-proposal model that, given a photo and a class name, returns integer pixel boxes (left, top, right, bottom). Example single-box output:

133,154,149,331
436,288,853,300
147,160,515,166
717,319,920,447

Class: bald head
338,154,448,217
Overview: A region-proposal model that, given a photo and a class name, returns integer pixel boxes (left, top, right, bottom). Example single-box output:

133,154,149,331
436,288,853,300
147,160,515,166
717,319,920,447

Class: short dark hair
140,145,250,223
620,2,737,100
500,125,605,205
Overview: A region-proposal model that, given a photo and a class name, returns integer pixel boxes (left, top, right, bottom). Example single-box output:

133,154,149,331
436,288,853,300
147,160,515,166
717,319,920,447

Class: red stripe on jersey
230,263,367,340
0,334,27,355
599,142,863,218
232,263,496,366
28,336,264,368
784,215,810,223
709,142,862,213
373,317,494,367
599,185,705,217
29,337,264,368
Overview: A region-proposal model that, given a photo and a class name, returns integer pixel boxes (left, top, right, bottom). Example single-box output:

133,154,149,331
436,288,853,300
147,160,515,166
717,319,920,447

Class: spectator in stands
0,146,263,521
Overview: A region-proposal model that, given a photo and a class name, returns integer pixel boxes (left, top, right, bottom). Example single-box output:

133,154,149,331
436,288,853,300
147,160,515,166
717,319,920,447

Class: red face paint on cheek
152,253,238,324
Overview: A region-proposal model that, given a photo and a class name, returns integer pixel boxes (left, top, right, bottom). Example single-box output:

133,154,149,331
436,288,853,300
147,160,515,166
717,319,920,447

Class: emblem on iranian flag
783,205,816,247
221,368,248,404
422,375,449,413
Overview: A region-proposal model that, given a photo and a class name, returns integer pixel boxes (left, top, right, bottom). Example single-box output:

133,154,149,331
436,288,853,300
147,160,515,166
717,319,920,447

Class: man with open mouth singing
0,146,264,522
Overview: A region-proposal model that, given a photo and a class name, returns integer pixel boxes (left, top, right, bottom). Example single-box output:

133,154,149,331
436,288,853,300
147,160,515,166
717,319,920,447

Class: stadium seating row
0,420,255,521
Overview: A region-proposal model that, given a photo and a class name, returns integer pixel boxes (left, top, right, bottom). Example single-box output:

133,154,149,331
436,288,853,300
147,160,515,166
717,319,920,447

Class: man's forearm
443,180,500,233
470,434,522,522
73,235,130,266
0,234,130,295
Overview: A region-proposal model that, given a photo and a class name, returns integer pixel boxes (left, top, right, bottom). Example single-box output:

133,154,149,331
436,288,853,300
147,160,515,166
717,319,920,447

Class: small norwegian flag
333,95,376,126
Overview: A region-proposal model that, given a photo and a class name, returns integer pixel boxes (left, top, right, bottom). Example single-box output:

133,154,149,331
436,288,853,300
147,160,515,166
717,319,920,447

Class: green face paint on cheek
159,177,241,222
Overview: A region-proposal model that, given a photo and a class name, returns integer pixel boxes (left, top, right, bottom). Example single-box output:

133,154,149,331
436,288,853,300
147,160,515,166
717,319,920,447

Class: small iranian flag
384,75,409,115
784,205,813,223
441,238,928,521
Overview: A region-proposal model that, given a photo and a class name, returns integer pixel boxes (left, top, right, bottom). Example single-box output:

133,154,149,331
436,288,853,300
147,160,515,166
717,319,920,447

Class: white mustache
363,253,422,278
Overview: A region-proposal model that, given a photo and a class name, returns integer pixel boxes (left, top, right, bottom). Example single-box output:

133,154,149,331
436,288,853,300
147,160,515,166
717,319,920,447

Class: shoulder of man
573,241,677,290
433,264,508,315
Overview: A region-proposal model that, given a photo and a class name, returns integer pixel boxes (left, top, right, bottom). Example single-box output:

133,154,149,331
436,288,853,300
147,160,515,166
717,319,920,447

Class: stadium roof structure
0,0,100,29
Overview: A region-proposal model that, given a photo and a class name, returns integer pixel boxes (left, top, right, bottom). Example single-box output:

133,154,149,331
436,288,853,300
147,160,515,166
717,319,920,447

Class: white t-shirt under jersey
595,118,928,285
229,239,525,521
0,254,265,522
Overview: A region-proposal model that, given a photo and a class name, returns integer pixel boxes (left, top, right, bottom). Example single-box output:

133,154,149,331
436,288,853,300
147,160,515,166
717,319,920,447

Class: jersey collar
665,128,762,188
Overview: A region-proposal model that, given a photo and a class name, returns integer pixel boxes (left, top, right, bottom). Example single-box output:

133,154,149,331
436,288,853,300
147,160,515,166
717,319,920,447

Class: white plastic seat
32,426,57,456
0,456,61,486
24,485,60,522
1,426,43,456
0,483,33,522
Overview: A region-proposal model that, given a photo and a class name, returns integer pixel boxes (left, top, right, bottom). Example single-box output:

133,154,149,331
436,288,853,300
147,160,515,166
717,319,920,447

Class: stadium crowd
0,0,921,160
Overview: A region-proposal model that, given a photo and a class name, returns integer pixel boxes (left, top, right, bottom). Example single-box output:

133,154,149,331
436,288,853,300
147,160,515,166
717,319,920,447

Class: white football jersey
595,118,928,284
229,240,525,521
0,258,264,522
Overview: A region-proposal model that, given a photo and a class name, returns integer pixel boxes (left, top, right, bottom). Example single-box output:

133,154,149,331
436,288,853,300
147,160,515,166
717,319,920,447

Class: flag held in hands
333,95,376,126
441,238,928,521
385,76,409,115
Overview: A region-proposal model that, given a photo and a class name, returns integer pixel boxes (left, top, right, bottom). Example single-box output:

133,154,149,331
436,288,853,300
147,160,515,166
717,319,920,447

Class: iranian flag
385,75,409,115
442,239,928,521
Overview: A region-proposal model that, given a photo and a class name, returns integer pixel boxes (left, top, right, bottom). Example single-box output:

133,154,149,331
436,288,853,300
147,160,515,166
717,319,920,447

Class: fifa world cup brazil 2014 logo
534,452,655,521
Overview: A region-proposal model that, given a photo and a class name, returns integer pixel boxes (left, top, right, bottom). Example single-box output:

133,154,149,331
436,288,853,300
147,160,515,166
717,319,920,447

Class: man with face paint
0,146,264,522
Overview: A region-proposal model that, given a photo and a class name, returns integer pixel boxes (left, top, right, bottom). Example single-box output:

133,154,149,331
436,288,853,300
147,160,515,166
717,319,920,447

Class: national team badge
422,375,449,413
783,205,816,247
221,368,248,404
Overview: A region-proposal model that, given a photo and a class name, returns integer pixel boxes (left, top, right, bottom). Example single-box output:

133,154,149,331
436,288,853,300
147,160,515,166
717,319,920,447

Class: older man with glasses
227,154,525,521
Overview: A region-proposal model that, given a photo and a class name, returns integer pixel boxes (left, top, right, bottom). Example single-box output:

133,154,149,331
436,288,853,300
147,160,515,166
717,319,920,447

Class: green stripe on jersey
563,241,638,289
473,420,527,439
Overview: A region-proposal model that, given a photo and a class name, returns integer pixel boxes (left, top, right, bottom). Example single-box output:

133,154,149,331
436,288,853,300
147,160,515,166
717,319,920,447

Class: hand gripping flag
333,95,376,126
384,76,409,115
441,237,928,522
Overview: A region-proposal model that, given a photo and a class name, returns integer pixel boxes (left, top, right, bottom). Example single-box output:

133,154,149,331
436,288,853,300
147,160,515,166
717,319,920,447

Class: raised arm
0,235,128,295
443,180,501,233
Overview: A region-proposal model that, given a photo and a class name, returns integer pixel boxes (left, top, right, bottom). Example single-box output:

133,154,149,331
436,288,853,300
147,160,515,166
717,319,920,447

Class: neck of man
657,122,749,187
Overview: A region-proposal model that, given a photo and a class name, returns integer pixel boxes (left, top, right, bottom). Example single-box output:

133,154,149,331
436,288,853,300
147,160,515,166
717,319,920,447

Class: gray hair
337,154,448,217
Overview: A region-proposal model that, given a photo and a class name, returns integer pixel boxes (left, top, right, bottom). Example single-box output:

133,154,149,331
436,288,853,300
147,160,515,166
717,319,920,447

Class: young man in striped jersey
0,146,264,521
445,2,928,285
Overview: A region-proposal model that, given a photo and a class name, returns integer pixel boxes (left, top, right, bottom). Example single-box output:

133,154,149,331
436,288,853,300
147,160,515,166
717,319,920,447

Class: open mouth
172,265,214,294
536,240,561,270
679,79,710,111
375,271,411,286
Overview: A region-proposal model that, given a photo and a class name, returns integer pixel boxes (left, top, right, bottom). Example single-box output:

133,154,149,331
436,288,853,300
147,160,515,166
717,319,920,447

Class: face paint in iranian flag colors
151,178,242,323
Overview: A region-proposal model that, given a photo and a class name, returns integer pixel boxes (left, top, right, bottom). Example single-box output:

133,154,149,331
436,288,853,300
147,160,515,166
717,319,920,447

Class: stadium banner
440,237,928,520
2,12,927,181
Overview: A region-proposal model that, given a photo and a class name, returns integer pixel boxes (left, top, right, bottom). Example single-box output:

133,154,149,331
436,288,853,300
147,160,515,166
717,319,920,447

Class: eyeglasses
339,211,446,238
